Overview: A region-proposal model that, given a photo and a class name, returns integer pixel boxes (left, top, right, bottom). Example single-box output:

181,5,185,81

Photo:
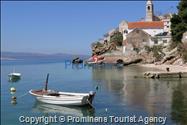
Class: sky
1,1,179,55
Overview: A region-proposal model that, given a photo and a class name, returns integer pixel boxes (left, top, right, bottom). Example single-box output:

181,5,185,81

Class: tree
171,0,187,46
110,31,123,46
178,0,187,23
144,45,164,61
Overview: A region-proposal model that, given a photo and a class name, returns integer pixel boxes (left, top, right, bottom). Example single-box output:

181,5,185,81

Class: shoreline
137,64,187,73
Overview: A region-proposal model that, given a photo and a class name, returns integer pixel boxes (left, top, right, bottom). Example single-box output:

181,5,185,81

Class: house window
124,30,128,34
163,40,167,43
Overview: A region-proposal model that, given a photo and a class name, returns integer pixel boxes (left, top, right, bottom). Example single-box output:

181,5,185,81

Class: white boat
8,72,21,77
85,56,105,66
29,74,96,106
8,72,21,80
8,68,21,79
85,60,105,66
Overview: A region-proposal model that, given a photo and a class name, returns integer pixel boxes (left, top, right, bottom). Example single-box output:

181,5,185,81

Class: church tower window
146,0,154,21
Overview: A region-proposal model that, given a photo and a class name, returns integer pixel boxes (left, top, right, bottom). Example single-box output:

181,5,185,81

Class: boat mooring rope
87,99,94,108
17,92,29,98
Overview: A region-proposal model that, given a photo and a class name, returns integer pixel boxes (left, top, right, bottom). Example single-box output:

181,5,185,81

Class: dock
143,71,187,79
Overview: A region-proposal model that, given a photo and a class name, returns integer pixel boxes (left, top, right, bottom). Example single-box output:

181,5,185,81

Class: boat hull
8,73,21,81
35,96,87,106
29,90,95,106
8,75,21,82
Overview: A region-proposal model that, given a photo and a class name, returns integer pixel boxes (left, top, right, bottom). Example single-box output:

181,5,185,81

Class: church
117,0,172,54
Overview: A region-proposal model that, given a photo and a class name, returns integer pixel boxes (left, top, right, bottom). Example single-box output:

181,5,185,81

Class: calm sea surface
1,60,187,125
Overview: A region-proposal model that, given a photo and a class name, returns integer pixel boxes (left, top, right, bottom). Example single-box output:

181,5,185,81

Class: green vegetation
110,31,123,46
144,45,164,61
171,0,187,47
170,0,187,62
171,84,187,124
91,41,103,48
95,42,103,47
144,45,152,53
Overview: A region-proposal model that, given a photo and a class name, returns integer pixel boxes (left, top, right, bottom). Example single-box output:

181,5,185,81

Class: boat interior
32,90,60,96
31,90,81,97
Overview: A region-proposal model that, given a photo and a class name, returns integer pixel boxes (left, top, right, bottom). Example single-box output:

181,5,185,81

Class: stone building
122,29,152,55
118,0,172,54
159,14,172,33
119,0,172,37
93,0,173,55
146,0,154,21
153,32,172,46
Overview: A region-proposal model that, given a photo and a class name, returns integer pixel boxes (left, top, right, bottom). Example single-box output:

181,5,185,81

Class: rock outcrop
90,38,186,66
91,42,117,55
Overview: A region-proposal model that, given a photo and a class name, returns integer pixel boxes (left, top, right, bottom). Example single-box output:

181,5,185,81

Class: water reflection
171,80,187,124
8,77,21,83
92,66,125,93
11,98,17,105
91,66,187,123
33,102,95,117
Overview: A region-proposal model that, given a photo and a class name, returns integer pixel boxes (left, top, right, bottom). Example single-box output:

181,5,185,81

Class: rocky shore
138,64,187,73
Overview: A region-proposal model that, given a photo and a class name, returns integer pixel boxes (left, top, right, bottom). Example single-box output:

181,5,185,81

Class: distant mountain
1,52,89,61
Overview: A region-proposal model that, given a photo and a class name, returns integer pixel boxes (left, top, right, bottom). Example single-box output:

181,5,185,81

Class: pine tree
171,0,187,46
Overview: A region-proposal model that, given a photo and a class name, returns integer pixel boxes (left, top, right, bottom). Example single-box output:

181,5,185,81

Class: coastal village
90,0,187,68
2,1,187,125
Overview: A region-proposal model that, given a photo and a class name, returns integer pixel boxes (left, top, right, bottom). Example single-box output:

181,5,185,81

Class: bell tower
146,0,154,21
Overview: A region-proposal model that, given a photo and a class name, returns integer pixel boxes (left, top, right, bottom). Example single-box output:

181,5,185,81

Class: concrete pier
143,71,187,78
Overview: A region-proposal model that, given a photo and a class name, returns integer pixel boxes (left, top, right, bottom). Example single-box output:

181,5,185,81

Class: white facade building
118,0,172,50
127,21,164,37
119,21,165,40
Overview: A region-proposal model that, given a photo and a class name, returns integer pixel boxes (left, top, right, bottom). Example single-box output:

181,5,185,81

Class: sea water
1,60,187,125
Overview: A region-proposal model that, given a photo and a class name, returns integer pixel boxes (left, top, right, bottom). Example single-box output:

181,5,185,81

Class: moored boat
72,57,83,64
8,72,21,81
85,55,105,66
29,74,96,106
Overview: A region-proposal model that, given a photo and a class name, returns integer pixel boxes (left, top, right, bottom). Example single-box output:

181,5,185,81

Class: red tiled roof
128,21,164,29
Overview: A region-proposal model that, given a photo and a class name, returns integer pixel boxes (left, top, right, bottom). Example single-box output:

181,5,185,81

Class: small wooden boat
8,71,21,81
29,74,96,106
85,60,104,66
85,55,105,66
85,60,104,65
72,57,83,64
